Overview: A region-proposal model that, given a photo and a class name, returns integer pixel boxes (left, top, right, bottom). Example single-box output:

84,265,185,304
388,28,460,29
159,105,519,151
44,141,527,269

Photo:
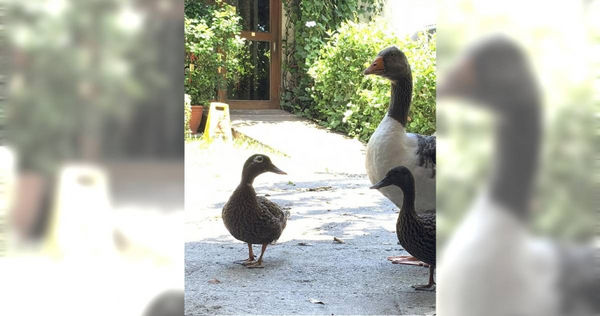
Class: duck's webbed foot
244,260,264,269
413,265,436,292
244,243,268,269
388,255,429,267
234,257,255,265
234,243,256,264
412,282,436,291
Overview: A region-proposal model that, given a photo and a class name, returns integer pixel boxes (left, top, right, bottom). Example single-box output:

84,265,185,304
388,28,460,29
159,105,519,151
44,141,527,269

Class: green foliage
437,94,597,243
281,0,434,141
6,0,161,175
184,0,246,105
307,20,436,141
184,0,211,19
281,0,384,115
533,96,596,241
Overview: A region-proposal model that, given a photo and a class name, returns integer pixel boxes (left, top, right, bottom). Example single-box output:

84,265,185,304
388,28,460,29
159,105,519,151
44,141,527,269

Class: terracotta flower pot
189,105,204,134
11,172,49,240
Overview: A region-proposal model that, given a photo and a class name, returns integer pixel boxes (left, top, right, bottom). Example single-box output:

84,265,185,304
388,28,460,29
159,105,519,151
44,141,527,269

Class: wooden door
221,0,281,109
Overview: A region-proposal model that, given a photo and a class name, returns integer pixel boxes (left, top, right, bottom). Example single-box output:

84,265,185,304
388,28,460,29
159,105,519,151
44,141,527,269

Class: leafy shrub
307,20,436,141
184,0,246,105
281,0,384,114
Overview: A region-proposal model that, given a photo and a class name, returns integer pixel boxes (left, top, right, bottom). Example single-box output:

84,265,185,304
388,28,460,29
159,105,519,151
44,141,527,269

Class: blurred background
437,0,597,248
436,0,598,315
1,0,598,315
1,0,184,315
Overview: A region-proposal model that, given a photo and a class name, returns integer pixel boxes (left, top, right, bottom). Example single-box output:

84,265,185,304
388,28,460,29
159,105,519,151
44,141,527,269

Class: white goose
364,46,436,214
437,36,599,316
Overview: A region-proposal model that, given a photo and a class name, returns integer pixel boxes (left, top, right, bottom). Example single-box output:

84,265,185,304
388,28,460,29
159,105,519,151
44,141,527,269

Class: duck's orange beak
364,56,385,75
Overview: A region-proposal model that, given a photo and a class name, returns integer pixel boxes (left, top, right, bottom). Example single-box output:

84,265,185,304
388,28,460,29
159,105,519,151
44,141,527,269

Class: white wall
382,0,435,36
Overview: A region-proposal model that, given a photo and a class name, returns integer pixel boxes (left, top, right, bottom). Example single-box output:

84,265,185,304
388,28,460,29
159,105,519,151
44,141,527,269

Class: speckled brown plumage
372,166,436,290
222,154,289,268
397,209,436,267
222,186,289,245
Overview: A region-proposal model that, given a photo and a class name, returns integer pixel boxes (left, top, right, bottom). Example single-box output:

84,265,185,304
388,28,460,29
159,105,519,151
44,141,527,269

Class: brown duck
222,154,289,268
371,166,436,291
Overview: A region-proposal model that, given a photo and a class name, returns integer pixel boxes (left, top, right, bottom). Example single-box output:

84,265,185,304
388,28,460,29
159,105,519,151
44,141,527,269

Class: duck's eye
253,156,264,163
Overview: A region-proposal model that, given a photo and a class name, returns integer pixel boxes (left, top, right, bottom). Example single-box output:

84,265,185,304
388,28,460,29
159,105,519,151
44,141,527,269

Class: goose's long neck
388,76,413,126
490,102,541,219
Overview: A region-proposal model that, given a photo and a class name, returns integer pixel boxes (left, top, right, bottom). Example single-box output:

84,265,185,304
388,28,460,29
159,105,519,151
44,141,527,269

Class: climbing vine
281,0,385,113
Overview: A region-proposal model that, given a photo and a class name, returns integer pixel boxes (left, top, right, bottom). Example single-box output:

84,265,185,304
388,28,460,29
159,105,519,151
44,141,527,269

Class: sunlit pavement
185,116,436,315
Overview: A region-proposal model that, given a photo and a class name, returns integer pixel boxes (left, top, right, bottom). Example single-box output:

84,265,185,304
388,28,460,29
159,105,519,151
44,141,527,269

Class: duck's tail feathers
279,209,290,231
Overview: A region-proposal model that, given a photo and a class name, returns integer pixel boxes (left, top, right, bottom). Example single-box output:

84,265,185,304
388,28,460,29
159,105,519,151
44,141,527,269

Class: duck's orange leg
235,243,256,264
245,243,267,269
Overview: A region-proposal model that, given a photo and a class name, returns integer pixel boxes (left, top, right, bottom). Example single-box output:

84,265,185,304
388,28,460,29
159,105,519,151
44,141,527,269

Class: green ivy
308,20,436,141
281,0,384,114
184,0,246,105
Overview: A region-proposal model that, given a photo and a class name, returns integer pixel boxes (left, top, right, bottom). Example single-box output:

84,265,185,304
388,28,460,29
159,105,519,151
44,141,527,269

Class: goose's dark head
364,46,412,82
241,154,286,184
370,166,414,191
438,36,539,112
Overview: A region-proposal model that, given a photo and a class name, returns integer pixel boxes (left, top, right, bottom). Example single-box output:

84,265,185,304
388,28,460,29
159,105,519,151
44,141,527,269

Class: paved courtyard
184,110,435,315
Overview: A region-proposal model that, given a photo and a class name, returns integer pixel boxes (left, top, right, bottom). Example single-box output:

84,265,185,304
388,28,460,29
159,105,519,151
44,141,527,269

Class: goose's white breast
366,116,435,212
437,194,560,316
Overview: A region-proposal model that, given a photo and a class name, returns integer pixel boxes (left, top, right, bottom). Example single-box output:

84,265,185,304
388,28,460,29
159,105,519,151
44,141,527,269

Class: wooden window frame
217,0,281,109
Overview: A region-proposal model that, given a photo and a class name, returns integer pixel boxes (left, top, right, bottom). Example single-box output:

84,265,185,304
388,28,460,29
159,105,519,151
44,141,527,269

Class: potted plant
184,0,245,134
189,105,203,134
191,105,204,126
185,94,203,134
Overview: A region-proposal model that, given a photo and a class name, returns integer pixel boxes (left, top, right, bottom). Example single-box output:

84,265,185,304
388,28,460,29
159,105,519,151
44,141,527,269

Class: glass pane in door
227,41,270,100
230,0,269,32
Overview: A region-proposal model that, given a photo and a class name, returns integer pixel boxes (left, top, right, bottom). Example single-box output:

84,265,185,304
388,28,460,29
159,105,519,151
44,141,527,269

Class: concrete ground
185,110,435,315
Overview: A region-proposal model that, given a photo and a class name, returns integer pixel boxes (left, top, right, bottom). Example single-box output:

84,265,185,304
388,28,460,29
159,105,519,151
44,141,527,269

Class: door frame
218,0,281,109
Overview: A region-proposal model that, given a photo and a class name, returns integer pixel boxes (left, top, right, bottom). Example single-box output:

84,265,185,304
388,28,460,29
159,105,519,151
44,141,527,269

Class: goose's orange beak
364,56,385,75
438,57,476,98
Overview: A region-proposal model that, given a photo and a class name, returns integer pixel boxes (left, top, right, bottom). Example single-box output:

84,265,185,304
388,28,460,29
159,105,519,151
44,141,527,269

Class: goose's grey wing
559,244,600,313
416,134,436,177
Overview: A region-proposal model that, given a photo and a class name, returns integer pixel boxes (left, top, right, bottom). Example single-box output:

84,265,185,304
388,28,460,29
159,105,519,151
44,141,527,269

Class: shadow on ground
185,140,436,315
185,232,435,315
186,192,435,315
